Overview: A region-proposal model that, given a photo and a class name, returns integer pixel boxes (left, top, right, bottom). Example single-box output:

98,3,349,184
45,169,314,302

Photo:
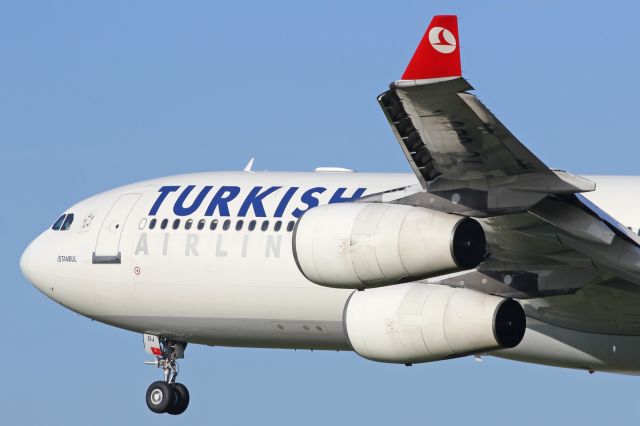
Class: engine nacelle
345,283,526,364
292,203,486,289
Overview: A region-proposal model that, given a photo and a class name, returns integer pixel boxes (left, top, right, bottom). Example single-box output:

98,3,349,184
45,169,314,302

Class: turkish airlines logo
428,26,457,54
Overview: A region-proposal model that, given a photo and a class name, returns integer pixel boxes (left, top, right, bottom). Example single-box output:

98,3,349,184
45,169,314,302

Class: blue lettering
274,187,298,217
205,186,241,216
292,187,327,218
173,185,213,216
149,185,368,218
149,186,180,215
329,187,366,204
238,186,281,217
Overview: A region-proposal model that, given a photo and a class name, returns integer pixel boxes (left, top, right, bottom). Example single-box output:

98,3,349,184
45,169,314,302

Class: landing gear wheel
143,336,190,414
146,381,175,413
167,383,190,415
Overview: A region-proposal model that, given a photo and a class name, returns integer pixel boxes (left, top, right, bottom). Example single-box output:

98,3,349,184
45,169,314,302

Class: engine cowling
292,203,486,289
345,283,526,364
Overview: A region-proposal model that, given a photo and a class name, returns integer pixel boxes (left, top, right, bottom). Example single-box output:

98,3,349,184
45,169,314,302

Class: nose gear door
93,193,141,264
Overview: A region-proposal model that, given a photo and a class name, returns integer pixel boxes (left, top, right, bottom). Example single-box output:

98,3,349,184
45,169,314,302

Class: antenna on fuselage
243,158,254,172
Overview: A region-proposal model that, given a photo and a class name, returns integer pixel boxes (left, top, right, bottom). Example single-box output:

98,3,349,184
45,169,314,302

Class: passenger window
261,221,269,231
61,213,74,231
160,219,168,230
197,219,205,230
149,218,157,230
185,219,193,230
287,220,295,232
223,220,231,231
172,219,180,230
210,219,218,230
52,215,66,231
274,220,282,232
248,220,256,231
236,220,244,231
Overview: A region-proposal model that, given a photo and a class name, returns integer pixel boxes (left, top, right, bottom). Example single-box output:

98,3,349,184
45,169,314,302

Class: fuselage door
93,193,141,264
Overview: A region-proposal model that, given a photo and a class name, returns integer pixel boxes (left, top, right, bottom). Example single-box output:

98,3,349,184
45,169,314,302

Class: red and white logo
428,26,457,54
401,15,462,80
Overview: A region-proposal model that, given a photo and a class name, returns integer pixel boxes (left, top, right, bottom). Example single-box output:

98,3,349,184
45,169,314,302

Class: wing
378,16,594,216
380,78,550,183
375,16,640,336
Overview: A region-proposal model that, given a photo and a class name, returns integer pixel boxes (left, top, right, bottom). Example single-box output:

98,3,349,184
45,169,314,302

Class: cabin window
197,219,205,230
287,220,295,232
236,220,244,231
172,219,180,230
210,219,218,230
223,219,231,231
149,218,157,230
248,220,256,231
61,214,74,231
160,219,168,230
52,215,66,231
185,219,193,230
261,221,269,231
274,220,282,232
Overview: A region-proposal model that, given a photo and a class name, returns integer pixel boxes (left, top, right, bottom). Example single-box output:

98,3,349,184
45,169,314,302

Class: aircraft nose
21,230,85,310
20,240,34,285
20,236,49,294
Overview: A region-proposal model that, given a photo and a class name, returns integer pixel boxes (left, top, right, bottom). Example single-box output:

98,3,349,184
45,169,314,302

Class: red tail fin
401,15,461,80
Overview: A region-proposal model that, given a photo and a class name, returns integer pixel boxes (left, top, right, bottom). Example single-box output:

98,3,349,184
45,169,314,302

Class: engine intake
345,283,526,364
292,203,486,289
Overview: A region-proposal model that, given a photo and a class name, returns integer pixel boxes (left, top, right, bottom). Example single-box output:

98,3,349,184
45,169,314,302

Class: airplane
20,14,640,415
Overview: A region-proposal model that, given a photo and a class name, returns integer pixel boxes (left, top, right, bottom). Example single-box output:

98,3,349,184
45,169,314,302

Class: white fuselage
20,171,640,373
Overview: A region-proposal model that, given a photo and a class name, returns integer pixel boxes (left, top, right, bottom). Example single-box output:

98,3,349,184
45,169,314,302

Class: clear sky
3,1,640,424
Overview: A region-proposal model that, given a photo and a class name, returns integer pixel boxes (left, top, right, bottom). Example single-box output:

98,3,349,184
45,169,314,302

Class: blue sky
3,1,640,424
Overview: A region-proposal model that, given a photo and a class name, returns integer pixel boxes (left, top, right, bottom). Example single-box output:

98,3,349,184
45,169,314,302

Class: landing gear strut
143,334,190,415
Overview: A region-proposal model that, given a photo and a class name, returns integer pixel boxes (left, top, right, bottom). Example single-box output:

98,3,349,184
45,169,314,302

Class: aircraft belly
84,267,354,350
94,315,350,350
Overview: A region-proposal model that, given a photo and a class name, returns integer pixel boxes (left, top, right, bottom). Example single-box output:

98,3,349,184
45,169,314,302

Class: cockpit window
52,213,74,231
61,213,74,230
52,215,66,231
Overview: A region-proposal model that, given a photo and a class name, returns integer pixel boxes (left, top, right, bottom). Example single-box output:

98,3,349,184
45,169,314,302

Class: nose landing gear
143,334,190,415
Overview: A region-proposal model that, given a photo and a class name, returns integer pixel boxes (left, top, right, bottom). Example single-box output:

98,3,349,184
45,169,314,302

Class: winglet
401,15,461,80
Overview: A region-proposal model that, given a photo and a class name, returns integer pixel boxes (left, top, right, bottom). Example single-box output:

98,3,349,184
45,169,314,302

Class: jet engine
345,283,526,364
292,203,486,289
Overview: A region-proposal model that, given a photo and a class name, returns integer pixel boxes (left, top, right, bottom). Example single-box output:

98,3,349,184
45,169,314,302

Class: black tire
146,381,175,413
167,383,190,415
